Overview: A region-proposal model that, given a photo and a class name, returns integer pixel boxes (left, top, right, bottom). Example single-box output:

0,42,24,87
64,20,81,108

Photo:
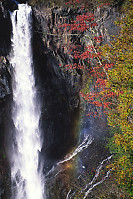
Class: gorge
0,0,132,199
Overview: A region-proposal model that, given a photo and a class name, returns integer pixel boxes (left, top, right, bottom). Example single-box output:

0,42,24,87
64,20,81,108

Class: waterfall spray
10,4,44,199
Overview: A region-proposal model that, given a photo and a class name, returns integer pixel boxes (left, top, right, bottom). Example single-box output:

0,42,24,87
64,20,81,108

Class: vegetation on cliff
101,0,133,196
0,0,132,198
83,0,133,196
50,0,133,197
29,0,125,8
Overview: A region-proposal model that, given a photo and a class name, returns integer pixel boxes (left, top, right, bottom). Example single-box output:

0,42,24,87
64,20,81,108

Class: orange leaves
58,0,115,118
59,1,133,196
103,102,112,109
97,2,111,8
58,11,95,32
73,50,81,59
104,63,114,70
86,111,102,117
94,36,103,43
92,100,103,107
75,13,94,23
95,78,106,88
80,50,94,59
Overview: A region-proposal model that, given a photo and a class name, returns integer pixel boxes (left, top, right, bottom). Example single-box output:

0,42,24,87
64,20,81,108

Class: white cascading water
10,4,44,199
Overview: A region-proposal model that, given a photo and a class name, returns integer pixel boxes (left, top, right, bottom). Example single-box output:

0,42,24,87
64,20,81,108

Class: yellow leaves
114,134,121,146
100,2,133,194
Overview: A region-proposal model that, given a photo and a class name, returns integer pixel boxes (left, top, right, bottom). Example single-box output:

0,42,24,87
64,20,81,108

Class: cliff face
0,0,122,197
0,2,11,149
0,0,81,172
31,4,121,198
31,3,119,163
32,6,81,166
0,0,120,163
0,2,12,56
0,3,12,198
0,1,12,99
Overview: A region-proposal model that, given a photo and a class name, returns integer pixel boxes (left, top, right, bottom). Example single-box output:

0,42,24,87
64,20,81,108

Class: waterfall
10,4,44,199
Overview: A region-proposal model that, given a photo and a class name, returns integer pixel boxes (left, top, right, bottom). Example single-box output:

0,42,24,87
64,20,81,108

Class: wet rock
32,5,81,165
0,57,11,98
94,6,119,42
31,2,121,168
0,2,12,56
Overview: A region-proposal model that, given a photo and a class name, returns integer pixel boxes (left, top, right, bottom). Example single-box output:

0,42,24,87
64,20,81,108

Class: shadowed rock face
30,3,121,172
32,10,81,166
0,2,124,198
0,0,80,167
31,3,120,166
31,5,124,199
0,2,12,198
0,0,80,178
0,3,12,56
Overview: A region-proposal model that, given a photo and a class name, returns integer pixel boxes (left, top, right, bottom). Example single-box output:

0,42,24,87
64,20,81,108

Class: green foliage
101,0,133,196
30,0,132,196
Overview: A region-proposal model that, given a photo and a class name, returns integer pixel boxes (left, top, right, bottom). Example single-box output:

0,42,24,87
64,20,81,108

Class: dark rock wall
0,2,12,56
0,0,122,196
0,0,81,182
31,3,120,168
0,1,12,151
0,0,81,172
32,8,81,167
0,2,13,198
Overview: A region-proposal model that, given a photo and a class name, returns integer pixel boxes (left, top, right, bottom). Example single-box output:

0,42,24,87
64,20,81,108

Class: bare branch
83,169,112,199
84,28,109,79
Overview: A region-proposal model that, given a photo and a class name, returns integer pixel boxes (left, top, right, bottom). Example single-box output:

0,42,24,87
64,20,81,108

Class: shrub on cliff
101,0,133,196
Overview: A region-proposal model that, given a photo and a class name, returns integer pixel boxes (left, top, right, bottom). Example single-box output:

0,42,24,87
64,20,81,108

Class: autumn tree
100,0,133,196
58,0,133,196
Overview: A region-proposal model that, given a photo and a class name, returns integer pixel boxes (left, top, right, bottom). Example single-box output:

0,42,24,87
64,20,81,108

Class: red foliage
97,2,111,8
58,12,95,32
94,36,103,43
59,1,114,117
